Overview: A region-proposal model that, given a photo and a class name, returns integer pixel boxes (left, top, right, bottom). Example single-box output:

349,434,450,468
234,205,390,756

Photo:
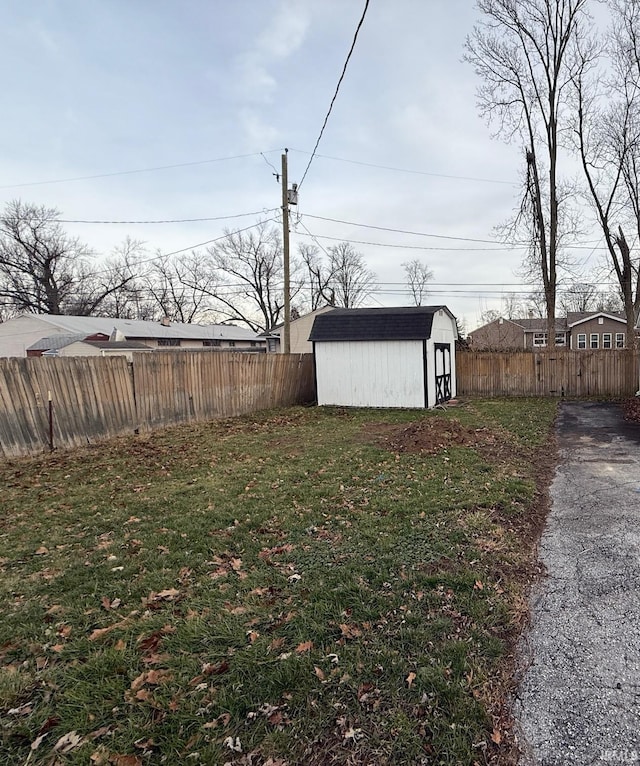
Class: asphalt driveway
515,402,640,765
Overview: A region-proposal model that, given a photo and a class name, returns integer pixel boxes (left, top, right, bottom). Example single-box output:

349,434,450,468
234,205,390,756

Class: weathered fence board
0,356,137,457
0,353,316,458
132,352,315,429
457,349,639,398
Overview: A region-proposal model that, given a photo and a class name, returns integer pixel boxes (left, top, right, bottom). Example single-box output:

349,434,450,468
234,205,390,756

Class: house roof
567,311,626,327
261,306,335,337
471,311,629,335
18,314,261,342
28,334,87,351
308,306,453,342
85,341,153,350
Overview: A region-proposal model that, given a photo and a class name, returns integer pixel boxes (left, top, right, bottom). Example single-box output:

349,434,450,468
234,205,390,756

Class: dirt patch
363,416,503,456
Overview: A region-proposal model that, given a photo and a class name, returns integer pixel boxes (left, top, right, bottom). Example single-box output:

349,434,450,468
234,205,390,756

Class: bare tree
298,243,336,310
204,223,298,332
72,237,147,318
0,200,91,314
558,280,599,313
570,1,640,346
143,250,218,323
402,259,433,306
465,0,592,345
0,200,140,317
326,242,376,308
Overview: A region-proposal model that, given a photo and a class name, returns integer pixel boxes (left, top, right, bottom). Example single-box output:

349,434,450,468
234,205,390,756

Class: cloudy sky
0,0,607,329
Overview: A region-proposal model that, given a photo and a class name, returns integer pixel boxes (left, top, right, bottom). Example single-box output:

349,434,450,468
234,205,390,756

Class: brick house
468,311,632,350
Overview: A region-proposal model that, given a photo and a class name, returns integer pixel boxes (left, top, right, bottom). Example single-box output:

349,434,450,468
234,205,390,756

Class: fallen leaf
154,588,180,600
145,669,172,685
202,660,229,675
474,580,484,591
8,703,33,716
135,689,153,702
87,725,112,740
268,710,285,726
130,672,147,691
50,644,64,653
268,637,286,652
88,620,128,641
203,712,232,730
35,546,48,555
314,666,326,680
491,729,502,745
247,630,260,644
37,715,61,735
112,756,143,766
30,733,48,751
230,558,243,571
295,640,313,654
406,671,417,688
339,623,362,640
53,730,84,754
133,737,155,750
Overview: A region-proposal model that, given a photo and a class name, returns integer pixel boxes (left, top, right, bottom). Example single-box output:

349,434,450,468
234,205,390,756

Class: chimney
528,310,534,319
160,317,171,327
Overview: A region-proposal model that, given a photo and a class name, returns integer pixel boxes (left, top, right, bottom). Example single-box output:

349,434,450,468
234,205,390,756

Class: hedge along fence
0,352,316,458
457,349,639,398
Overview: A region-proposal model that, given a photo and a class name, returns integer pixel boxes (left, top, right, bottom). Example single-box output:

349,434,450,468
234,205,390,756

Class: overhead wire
296,229,525,252
298,0,371,189
58,209,279,225
301,213,608,249
290,149,519,187
0,150,280,190
78,218,278,278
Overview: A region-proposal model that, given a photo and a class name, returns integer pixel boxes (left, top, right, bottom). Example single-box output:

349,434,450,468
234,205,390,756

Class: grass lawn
0,399,557,766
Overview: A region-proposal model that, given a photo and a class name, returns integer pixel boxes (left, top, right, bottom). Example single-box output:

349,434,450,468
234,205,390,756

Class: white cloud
238,107,281,150
257,1,311,59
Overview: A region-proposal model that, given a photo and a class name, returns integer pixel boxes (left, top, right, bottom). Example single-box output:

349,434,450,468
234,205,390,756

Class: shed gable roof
309,306,451,342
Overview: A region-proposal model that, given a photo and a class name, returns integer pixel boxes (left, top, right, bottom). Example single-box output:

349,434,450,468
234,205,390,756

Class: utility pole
281,150,291,354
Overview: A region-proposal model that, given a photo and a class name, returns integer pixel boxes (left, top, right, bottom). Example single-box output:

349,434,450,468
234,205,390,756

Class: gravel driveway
515,402,640,765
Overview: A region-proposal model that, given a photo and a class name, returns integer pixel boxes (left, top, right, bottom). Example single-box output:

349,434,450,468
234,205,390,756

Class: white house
0,314,265,357
309,306,458,409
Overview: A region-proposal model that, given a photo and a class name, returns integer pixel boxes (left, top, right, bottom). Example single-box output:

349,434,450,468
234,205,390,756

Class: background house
309,306,458,409
468,312,631,350
38,338,153,362
0,314,265,357
262,306,335,353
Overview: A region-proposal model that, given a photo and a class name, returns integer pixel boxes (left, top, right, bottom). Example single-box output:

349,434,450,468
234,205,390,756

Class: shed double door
434,343,452,404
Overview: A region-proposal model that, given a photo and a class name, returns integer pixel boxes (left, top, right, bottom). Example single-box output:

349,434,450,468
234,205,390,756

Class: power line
0,151,279,190
296,229,524,252
301,212,608,249
290,149,519,187
58,209,279,225
298,0,371,189
80,219,278,278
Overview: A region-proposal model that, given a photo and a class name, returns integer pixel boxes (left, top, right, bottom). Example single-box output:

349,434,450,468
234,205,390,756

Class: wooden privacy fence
457,349,639,398
0,352,315,458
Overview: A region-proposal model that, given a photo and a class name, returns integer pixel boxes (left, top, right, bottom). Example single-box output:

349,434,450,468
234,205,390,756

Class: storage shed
309,306,458,409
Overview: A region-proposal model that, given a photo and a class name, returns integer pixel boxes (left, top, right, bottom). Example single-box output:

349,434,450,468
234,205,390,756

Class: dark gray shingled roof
308,306,449,342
